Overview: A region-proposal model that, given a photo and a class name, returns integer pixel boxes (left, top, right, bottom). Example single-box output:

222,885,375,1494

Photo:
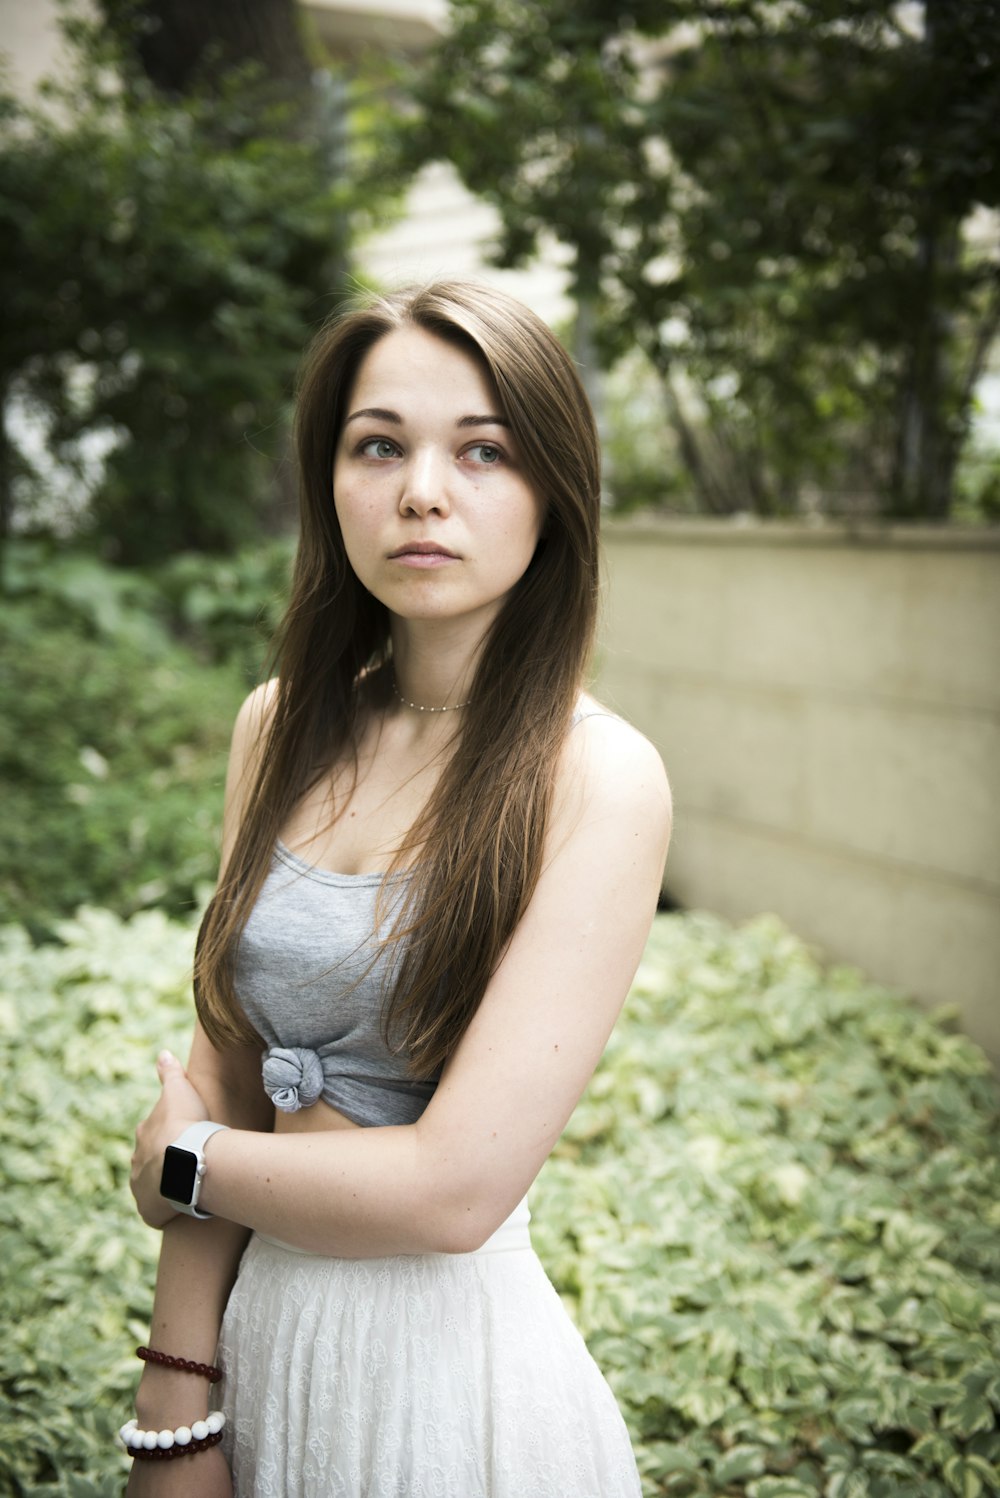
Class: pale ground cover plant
533,914,1000,1497
0,905,997,1496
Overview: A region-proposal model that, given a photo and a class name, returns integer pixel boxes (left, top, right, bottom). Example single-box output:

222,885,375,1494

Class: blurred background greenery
2,0,998,936
3,0,999,556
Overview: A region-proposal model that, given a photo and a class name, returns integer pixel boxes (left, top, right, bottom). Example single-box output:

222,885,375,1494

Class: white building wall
303,0,573,326
0,0,94,99
359,162,573,327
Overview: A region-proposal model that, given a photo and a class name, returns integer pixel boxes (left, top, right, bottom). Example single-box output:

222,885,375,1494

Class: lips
388,541,458,559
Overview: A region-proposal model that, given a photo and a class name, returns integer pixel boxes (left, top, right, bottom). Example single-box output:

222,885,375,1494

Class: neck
389,620,482,713
392,677,472,713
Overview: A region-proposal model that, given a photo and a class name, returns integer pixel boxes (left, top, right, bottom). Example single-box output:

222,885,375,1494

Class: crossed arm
130,711,672,1259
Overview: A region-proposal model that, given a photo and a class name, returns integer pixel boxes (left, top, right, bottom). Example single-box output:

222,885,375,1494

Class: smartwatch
159,1120,230,1219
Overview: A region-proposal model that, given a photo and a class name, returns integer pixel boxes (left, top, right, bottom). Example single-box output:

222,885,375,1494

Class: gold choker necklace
392,678,473,713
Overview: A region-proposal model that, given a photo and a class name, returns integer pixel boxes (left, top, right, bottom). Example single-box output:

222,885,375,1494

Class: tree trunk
892,217,955,520
891,0,963,521
659,371,735,515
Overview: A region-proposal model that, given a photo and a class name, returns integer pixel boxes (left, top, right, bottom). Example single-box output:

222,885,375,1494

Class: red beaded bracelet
136,1346,223,1383
129,1430,225,1462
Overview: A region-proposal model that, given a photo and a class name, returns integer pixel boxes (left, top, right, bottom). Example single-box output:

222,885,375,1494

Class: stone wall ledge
597,517,1000,1061
604,514,1000,551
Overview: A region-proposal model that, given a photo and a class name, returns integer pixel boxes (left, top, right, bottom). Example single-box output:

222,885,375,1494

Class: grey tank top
235,841,435,1127
235,704,620,1128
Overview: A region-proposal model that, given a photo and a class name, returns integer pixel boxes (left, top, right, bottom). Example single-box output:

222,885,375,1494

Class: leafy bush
533,912,1000,1497
0,548,253,934
0,907,194,1497
1,906,997,1496
0,14,349,560
3,536,293,670
149,541,293,674
602,349,692,516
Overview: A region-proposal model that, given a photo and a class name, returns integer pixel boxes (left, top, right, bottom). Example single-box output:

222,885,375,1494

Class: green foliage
0,907,195,1496
1,905,997,1494
532,911,1000,1495
0,542,272,934
392,0,1000,520
953,436,1000,525
148,540,294,675
602,350,691,514
0,12,349,560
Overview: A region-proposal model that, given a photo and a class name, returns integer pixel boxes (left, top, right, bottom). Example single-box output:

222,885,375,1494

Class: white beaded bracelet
120,1410,225,1451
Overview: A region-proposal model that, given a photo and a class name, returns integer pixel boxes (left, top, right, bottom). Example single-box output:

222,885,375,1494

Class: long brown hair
195,280,602,1075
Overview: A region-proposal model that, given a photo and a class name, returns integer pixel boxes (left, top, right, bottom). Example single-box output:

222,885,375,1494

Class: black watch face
160,1145,198,1204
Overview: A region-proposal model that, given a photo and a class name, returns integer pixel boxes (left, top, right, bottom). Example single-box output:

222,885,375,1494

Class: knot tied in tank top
261,1045,326,1112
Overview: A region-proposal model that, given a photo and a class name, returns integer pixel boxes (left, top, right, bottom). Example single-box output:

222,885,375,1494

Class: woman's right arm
126,684,277,1494
126,1034,272,1495
126,1223,246,1498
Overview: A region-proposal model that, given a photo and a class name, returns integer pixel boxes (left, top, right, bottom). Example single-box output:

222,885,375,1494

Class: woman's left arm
133,716,671,1255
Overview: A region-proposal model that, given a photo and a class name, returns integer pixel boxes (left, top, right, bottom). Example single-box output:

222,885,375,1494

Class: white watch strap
171,1120,231,1155
166,1120,230,1218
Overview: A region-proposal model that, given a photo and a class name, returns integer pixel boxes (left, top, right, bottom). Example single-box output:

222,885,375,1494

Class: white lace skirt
216,1198,641,1498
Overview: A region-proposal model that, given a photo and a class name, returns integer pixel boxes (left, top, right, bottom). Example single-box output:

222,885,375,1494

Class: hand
125,1443,232,1496
130,1051,211,1228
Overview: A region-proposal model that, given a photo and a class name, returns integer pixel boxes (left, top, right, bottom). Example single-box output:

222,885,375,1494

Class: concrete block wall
595,518,1000,1062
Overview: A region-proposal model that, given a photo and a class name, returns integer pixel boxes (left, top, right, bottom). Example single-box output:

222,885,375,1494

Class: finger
156,1048,183,1082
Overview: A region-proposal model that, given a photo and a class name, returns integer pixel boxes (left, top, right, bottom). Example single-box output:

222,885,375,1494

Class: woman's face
332,326,545,635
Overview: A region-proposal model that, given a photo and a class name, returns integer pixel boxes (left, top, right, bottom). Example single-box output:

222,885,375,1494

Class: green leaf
748,1479,821,1498
941,1395,997,1438
713,1443,768,1482
943,1453,1000,1498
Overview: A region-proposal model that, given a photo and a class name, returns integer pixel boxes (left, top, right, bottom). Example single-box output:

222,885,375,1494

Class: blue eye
360,438,399,459
468,443,502,464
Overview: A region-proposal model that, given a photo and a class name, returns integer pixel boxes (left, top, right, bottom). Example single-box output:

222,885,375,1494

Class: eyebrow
343,407,402,427
342,407,510,429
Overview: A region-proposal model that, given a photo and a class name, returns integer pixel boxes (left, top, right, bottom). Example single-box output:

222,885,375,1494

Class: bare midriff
273,1097,363,1134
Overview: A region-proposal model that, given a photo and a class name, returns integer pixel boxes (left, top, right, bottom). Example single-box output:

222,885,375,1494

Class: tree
0,13,350,561
389,0,1000,518
99,0,314,103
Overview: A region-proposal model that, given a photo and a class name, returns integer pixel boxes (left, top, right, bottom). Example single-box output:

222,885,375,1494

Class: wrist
135,1366,212,1428
159,1120,230,1219
193,1125,232,1218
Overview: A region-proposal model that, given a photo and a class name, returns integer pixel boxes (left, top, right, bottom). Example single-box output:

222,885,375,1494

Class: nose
399,445,451,518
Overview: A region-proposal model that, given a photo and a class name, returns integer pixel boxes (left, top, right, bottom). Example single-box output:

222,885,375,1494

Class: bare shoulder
219,678,280,873
233,676,280,748
557,695,673,851
226,677,279,775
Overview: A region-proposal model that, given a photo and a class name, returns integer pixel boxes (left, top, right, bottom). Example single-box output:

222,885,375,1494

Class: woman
127,280,671,1497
